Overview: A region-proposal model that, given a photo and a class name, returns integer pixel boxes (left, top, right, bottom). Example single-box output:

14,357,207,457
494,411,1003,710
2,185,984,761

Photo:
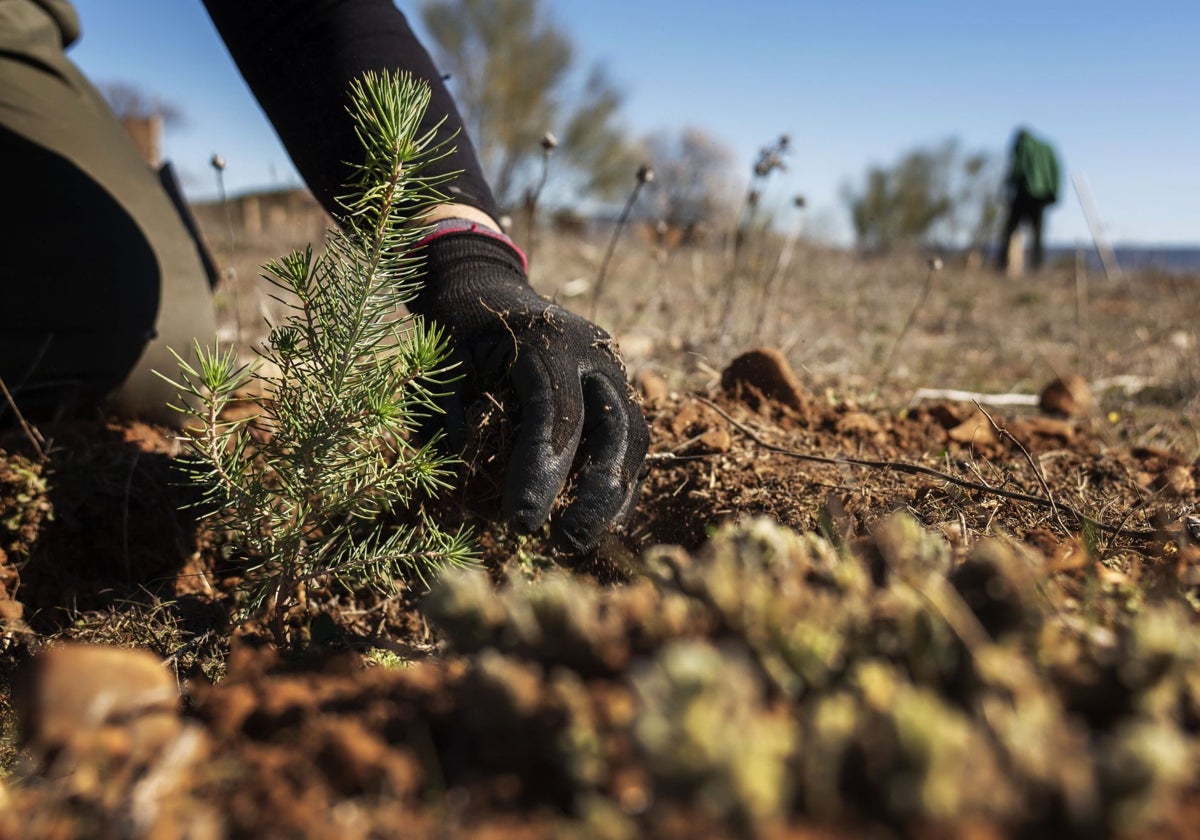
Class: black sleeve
201,0,498,221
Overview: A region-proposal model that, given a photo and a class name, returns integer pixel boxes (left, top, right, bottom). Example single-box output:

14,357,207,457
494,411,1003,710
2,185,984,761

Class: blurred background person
996,126,1061,273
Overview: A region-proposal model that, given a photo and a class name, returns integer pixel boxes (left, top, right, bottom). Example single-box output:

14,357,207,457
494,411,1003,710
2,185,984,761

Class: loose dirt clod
947,407,1001,446
632,368,669,403
721,347,809,415
1039,374,1094,417
15,642,182,770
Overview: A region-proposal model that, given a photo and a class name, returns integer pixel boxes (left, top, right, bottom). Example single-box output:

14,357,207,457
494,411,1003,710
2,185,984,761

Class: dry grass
192,193,1200,424
189,193,1200,463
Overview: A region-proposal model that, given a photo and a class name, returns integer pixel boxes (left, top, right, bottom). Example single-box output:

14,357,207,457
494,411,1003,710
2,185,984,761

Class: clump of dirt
1040,373,1095,418
720,346,810,415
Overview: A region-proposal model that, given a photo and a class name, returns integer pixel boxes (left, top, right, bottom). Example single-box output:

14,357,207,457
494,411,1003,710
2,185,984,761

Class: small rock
1155,465,1195,497
837,411,884,437
1010,416,1075,444
670,402,704,437
947,409,1000,446
668,402,731,453
928,403,966,429
698,426,733,454
632,369,669,403
1039,375,1093,417
16,643,181,770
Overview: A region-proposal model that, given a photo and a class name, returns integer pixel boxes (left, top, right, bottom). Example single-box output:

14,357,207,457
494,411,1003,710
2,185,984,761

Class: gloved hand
410,224,649,553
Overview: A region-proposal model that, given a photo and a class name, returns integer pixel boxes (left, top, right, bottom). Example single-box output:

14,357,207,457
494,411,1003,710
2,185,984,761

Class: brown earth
1,216,1199,838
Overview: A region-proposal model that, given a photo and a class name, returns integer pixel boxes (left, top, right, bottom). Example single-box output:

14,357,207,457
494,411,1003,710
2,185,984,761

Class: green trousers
0,0,217,425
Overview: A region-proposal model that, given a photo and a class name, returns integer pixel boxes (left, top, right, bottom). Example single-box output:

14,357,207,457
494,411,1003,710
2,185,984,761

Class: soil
2,225,1200,837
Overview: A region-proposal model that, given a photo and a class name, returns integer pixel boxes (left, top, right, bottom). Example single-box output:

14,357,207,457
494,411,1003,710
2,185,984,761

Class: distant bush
844,138,1001,253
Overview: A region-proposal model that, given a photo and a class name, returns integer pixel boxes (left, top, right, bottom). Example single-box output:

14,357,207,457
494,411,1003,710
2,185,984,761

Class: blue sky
68,1,1199,246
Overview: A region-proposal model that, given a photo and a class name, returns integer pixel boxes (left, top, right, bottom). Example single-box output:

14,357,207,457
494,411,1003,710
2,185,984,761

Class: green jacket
1007,130,1061,204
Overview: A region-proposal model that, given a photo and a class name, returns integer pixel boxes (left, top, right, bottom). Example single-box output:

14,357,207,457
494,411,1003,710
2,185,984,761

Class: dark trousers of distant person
997,192,1050,272
0,0,217,426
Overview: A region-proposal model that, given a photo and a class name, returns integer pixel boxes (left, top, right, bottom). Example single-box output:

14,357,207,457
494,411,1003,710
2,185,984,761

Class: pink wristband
414,218,529,272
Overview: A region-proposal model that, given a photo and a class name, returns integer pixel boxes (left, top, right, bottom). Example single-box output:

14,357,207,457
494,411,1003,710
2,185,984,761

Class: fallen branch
908,388,1039,409
692,396,1156,540
908,376,1163,409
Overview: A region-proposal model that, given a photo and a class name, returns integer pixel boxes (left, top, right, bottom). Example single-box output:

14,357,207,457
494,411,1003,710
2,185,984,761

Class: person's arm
202,0,649,553
201,0,495,221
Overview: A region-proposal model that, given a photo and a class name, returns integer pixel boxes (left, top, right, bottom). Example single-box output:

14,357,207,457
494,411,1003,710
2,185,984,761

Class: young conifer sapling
164,70,475,639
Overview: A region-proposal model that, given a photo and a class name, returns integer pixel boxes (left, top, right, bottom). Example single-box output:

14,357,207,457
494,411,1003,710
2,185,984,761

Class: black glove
411,227,649,553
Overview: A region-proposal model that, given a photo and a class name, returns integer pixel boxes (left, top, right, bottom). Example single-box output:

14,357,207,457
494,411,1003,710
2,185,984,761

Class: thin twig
212,157,246,345
591,168,651,321
973,401,1072,536
163,630,217,669
644,451,714,463
756,197,805,341
0,374,46,461
480,299,519,362
525,141,555,265
1075,246,1091,378
695,396,1155,539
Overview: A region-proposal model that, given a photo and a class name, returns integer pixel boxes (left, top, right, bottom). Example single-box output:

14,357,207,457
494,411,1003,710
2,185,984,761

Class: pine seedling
164,70,475,638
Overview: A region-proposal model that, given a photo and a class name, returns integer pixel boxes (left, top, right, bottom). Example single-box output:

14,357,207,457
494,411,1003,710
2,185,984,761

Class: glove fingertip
505,466,564,532
554,521,603,555
508,503,549,535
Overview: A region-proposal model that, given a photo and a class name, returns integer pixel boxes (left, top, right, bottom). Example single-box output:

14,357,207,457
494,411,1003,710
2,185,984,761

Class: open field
1,197,1199,838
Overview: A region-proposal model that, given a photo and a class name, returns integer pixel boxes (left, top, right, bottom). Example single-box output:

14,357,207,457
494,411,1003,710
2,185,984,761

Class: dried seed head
793,194,807,208
752,134,791,178
540,131,558,152
753,151,787,178
636,164,655,184
747,189,761,207
928,256,944,272
210,153,226,171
